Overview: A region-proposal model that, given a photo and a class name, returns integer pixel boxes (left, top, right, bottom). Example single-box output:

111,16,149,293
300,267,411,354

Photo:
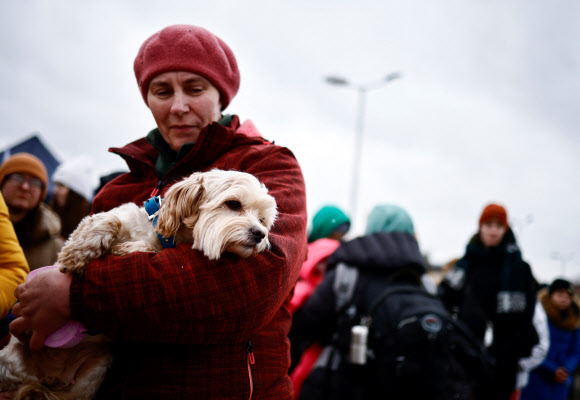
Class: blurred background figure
521,279,580,400
307,204,351,243
438,203,538,400
365,204,437,294
292,205,350,313
290,205,350,398
0,192,29,334
514,298,550,400
49,158,99,239
364,203,414,236
0,153,63,270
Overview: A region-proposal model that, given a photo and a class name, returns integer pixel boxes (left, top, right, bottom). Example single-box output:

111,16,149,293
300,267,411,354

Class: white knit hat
52,158,99,202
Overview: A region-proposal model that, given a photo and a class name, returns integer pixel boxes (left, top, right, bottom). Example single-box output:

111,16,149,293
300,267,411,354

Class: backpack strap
313,345,343,371
332,262,359,311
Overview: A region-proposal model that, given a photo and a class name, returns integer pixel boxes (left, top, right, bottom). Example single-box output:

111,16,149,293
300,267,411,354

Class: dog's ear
156,173,205,238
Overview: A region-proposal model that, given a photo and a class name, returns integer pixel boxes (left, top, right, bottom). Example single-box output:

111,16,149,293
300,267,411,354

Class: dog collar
144,196,176,249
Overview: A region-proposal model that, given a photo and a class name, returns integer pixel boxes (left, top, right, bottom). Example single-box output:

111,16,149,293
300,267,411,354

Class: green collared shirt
146,114,233,178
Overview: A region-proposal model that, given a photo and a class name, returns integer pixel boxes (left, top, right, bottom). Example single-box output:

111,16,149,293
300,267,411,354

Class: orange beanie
479,203,508,227
0,153,49,201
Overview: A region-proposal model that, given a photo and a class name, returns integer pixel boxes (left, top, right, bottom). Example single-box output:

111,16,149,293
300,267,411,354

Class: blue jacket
521,289,580,400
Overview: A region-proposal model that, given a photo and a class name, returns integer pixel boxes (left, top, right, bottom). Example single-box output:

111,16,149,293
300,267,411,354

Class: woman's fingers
29,331,48,351
8,317,27,342
10,301,21,318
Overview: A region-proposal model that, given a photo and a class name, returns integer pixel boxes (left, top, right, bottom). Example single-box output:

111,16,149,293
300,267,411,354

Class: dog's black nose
250,227,266,243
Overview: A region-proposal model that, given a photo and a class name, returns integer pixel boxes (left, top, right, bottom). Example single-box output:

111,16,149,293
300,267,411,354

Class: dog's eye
259,218,265,224
226,200,242,211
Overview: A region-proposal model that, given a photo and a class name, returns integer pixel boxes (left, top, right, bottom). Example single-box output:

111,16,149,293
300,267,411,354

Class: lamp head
325,76,350,86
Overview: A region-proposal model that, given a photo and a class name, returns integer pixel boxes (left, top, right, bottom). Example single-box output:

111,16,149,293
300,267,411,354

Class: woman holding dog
9,25,308,399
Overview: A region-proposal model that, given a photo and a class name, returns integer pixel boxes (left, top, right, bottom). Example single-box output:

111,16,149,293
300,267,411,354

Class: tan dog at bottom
0,169,278,400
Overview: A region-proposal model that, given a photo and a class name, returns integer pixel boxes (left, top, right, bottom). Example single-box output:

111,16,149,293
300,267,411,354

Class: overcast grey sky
1,1,578,283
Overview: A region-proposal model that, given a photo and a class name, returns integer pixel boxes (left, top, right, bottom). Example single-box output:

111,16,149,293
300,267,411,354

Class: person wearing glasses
0,153,63,270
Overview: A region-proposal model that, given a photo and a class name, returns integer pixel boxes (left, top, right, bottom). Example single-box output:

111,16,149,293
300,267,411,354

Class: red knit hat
134,25,240,110
479,203,508,227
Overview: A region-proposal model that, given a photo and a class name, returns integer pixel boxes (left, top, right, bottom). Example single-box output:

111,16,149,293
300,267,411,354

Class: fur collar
539,288,580,331
14,203,62,243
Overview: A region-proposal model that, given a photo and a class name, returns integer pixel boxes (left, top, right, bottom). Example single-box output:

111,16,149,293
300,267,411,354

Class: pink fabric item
289,239,340,396
289,238,340,314
26,266,87,348
290,343,323,399
134,24,240,109
236,120,261,138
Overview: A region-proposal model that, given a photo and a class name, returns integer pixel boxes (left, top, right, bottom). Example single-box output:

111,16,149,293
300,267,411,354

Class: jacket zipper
150,179,165,197
247,340,255,400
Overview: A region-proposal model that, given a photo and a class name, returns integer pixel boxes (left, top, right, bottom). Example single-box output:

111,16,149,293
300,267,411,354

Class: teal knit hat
365,204,415,236
308,205,350,243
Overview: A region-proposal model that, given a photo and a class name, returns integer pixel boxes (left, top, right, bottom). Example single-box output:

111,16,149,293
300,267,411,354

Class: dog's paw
58,263,84,275
111,241,160,256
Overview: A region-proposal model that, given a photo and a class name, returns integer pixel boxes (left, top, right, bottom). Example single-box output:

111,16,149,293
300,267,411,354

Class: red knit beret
134,25,240,110
479,203,508,227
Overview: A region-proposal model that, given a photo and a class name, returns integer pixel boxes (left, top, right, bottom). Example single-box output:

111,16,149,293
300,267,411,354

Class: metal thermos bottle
349,325,368,365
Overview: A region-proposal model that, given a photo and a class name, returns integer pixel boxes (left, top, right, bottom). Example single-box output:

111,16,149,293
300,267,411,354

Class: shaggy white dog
0,169,277,400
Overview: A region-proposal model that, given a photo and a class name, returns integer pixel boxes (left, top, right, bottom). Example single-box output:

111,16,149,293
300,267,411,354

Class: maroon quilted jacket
68,116,308,399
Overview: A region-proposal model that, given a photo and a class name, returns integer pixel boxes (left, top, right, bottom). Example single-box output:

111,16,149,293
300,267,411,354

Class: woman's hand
9,268,72,351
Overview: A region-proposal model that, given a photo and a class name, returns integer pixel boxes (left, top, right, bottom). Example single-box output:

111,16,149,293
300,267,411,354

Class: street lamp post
325,72,401,229
552,251,575,276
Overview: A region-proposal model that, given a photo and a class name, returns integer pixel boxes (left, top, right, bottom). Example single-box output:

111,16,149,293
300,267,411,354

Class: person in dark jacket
289,204,350,398
521,279,580,400
439,203,539,400
290,204,428,399
307,205,351,243
9,24,307,399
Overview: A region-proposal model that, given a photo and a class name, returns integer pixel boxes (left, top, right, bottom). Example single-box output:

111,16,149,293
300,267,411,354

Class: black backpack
299,263,493,400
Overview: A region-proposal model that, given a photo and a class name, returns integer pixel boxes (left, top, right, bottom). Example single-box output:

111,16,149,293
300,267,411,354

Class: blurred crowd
291,203,580,400
1,150,578,399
